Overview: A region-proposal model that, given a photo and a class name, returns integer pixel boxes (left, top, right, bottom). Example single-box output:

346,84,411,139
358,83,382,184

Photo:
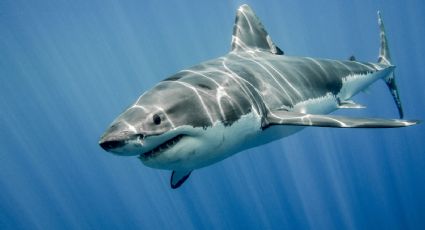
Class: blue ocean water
1,0,424,229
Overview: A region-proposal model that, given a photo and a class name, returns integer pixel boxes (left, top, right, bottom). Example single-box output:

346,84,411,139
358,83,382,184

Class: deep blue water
1,0,424,229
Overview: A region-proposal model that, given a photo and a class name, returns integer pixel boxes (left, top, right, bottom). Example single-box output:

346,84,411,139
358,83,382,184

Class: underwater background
1,0,424,229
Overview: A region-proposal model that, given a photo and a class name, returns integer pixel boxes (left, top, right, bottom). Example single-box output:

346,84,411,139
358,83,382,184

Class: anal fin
170,170,192,189
337,100,366,109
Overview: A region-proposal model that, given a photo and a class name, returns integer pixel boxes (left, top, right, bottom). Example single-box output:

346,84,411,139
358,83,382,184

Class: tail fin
378,11,404,118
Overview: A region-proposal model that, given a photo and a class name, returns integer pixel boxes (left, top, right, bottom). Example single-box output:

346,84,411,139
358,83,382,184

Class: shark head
99,78,228,170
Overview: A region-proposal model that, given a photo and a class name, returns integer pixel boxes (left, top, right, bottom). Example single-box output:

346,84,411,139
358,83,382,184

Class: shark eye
153,114,161,125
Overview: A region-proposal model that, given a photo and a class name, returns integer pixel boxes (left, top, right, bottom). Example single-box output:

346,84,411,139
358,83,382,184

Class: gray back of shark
99,4,419,189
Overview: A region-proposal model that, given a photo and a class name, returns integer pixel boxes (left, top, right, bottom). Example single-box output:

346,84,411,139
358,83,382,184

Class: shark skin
99,5,419,189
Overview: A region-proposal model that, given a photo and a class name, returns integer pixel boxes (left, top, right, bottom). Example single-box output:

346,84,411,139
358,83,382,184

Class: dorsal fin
231,4,283,54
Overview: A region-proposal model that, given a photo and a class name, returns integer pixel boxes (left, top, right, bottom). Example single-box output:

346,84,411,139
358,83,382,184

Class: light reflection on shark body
99,5,419,189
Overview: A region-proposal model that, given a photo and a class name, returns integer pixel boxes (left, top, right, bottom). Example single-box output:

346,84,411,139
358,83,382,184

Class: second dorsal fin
231,4,283,55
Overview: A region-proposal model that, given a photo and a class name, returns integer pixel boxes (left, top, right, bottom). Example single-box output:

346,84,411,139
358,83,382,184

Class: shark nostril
99,140,125,151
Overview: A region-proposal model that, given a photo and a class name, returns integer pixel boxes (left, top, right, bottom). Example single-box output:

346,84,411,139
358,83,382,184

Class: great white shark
99,5,419,189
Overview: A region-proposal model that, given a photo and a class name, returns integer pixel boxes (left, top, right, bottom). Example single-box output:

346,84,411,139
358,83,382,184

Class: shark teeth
140,134,184,159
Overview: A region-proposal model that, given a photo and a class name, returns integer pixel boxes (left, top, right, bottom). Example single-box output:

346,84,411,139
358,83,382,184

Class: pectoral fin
170,170,192,189
266,111,419,128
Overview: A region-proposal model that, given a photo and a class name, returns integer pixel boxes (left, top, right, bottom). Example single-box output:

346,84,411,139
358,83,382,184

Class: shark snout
98,130,128,152
98,133,144,155
99,120,143,154
99,138,126,151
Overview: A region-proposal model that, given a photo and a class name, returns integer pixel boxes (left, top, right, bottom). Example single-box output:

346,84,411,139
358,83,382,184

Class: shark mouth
140,134,185,159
